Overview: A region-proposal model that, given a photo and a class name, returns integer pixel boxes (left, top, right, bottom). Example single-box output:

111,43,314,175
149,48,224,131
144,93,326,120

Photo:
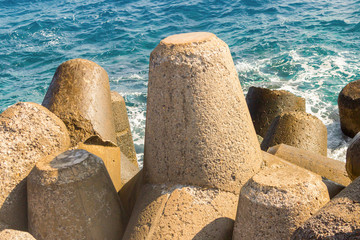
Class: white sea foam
112,73,146,82
236,50,360,162
120,91,146,166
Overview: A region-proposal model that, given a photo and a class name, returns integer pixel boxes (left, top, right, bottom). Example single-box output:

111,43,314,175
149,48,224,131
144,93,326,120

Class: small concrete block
261,112,327,156
246,87,305,137
28,149,125,240
233,163,330,240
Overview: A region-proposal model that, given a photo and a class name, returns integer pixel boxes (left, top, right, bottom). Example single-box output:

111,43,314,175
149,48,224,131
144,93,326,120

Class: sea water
1,0,360,165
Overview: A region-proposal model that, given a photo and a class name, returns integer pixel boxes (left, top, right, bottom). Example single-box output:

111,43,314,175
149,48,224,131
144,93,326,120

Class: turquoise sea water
1,0,360,163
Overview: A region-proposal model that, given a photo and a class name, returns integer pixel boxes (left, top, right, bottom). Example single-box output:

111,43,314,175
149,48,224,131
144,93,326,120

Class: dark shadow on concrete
0,177,28,231
193,217,234,240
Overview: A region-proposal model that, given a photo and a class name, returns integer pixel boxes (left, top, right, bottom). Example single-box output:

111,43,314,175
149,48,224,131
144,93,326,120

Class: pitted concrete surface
144,32,263,194
42,58,116,146
0,102,70,230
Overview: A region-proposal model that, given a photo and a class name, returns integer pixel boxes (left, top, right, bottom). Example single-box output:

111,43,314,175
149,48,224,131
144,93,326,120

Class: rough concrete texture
0,229,35,240
77,136,122,191
120,151,139,187
268,144,351,186
246,87,306,137
28,149,125,240
42,58,116,146
145,32,262,193
233,163,330,240
261,111,328,156
346,132,360,180
123,183,237,240
0,102,70,230
262,151,345,199
338,79,360,138
111,91,138,166
261,151,290,169
291,175,360,239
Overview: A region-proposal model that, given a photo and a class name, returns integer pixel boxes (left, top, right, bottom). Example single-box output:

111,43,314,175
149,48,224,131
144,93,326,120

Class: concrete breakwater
0,32,359,239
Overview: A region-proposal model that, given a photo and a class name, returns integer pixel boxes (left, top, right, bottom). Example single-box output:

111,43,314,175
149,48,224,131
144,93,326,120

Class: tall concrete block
233,160,330,240
292,176,360,239
28,149,125,240
111,91,138,166
0,102,70,230
338,79,360,138
144,32,263,193
125,32,262,239
268,144,351,186
246,87,305,137
261,111,328,156
42,58,116,146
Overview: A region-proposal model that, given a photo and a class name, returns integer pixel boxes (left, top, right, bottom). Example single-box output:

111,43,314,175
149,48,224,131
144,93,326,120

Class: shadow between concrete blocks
0,177,28,231
192,217,234,240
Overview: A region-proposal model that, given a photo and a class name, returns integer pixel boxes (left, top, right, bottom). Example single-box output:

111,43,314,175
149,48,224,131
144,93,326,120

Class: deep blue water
1,0,360,163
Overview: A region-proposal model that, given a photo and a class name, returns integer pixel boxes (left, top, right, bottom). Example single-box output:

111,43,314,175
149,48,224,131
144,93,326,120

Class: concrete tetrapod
28,149,125,240
246,87,305,137
0,102,70,231
261,111,328,156
111,91,138,166
124,32,263,239
233,158,330,240
268,144,351,186
144,32,262,193
291,176,360,239
42,58,116,146
338,79,360,137
0,229,35,240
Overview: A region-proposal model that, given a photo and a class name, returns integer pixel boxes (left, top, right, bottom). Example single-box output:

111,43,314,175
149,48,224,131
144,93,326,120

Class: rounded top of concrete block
254,165,312,189
339,79,360,101
31,149,104,186
42,58,116,146
50,149,90,169
161,32,216,45
245,164,329,207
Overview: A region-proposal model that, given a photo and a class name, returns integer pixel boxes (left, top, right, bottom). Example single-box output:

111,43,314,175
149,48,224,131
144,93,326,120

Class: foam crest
236,49,360,162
